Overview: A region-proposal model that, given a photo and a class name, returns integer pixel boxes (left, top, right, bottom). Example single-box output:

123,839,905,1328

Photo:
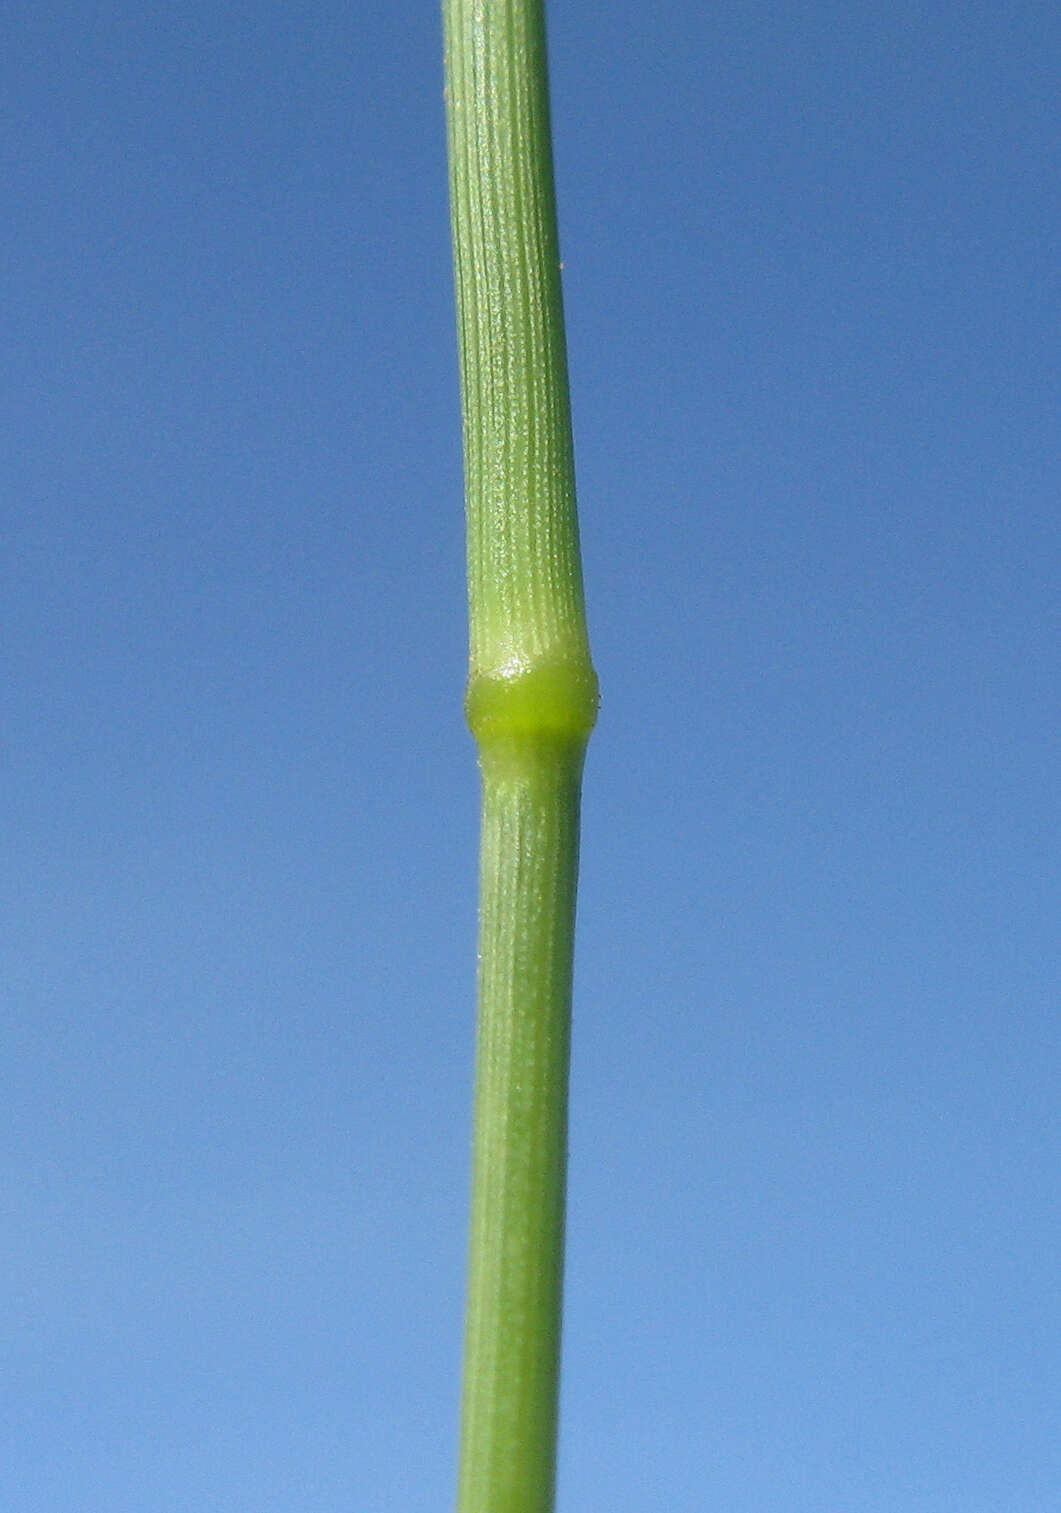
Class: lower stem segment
458,736,586,1513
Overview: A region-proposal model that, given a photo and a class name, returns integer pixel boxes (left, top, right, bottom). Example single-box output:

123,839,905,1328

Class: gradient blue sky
4,3,1059,1509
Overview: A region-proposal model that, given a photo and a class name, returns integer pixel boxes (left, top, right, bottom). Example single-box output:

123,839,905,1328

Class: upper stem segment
444,0,596,700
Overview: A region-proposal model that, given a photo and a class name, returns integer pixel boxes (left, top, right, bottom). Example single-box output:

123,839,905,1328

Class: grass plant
442,2,597,1510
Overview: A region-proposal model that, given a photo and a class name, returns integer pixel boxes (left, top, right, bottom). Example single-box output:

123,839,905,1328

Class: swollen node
465,657,599,752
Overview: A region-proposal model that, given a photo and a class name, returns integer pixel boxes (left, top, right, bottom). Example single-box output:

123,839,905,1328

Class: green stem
460,738,585,1513
443,2,597,1511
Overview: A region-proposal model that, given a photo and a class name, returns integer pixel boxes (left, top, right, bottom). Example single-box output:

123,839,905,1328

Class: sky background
4,2,1060,1509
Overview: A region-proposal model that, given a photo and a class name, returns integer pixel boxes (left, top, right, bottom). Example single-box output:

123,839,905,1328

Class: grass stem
443,3,597,1509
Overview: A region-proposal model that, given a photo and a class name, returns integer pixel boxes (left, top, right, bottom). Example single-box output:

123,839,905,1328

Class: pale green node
466,658,599,747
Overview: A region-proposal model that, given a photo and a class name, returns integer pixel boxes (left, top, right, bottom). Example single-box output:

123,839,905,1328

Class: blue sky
4,3,1059,1509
